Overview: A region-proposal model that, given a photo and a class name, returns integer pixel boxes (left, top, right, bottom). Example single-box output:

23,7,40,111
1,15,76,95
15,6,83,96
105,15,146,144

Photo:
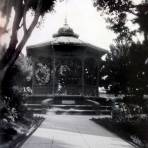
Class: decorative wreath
35,63,50,85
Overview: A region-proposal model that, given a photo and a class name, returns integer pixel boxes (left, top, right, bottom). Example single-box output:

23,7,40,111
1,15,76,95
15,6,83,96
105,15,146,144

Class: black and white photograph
0,0,148,147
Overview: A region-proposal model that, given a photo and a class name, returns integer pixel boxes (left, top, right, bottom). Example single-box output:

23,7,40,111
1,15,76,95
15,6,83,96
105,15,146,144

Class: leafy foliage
94,0,133,14
134,3,148,42
100,43,129,94
94,0,134,40
0,55,32,123
100,41,148,95
27,0,55,15
0,0,56,123
93,0,148,42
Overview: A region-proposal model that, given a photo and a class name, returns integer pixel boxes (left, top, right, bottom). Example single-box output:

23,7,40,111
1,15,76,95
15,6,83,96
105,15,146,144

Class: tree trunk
0,0,41,98
144,31,148,43
0,67,7,95
1,0,23,68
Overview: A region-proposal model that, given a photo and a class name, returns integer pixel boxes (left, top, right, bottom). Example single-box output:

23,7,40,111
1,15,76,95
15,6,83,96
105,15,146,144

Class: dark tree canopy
100,41,148,96
93,0,148,42
27,0,55,15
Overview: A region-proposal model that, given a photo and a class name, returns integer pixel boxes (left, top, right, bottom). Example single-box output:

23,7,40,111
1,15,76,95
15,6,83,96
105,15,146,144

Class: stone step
24,103,44,108
53,96,85,104
49,104,95,110
48,99,112,113
48,106,111,115
25,98,53,105
98,110,111,115
98,106,112,110
25,96,53,104
24,96,112,115
86,99,100,106
51,104,93,107
48,110,111,115
27,108,47,114
25,103,112,111
48,109,97,115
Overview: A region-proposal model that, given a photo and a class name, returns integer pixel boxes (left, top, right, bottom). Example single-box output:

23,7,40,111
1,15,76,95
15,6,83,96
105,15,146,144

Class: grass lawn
92,117,148,148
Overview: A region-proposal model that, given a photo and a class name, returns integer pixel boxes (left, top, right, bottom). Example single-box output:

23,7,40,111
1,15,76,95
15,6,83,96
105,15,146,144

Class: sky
24,0,117,54
0,0,143,55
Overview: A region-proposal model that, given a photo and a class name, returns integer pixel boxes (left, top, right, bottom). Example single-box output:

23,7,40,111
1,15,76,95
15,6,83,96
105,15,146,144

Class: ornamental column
81,56,85,96
52,51,56,96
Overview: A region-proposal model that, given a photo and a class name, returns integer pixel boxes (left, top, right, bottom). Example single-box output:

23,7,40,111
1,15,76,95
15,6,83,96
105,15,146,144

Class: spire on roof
64,17,68,26
52,0,79,38
64,0,69,26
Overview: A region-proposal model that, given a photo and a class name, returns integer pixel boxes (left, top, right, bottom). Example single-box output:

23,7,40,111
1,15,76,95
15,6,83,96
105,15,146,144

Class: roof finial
64,0,68,26
64,16,68,26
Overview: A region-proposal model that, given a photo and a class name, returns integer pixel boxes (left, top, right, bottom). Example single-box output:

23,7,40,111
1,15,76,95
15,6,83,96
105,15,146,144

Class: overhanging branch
23,11,27,33
6,0,42,69
127,9,138,16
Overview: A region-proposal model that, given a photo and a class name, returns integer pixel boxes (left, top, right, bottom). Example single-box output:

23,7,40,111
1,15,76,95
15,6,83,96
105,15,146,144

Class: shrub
112,102,130,122
111,101,144,122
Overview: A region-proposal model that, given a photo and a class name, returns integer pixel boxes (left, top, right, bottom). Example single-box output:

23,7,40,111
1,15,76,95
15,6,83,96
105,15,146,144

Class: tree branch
23,10,27,33
22,0,31,33
6,0,42,69
127,9,138,16
9,0,23,50
0,0,23,69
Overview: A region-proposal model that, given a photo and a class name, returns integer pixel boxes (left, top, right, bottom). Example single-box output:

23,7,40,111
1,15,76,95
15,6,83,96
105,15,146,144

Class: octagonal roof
27,23,107,54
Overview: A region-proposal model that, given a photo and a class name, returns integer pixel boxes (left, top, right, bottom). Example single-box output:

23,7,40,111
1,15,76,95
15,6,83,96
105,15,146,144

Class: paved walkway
22,113,134,148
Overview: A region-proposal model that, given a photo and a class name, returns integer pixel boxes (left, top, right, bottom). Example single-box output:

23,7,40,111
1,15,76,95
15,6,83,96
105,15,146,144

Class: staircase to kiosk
24,95,112,115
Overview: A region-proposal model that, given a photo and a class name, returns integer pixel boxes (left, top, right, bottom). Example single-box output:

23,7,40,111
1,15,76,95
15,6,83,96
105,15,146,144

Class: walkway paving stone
21,113,134,148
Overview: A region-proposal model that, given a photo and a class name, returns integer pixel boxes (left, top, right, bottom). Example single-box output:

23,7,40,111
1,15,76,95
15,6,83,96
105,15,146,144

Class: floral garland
35,63,50,85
